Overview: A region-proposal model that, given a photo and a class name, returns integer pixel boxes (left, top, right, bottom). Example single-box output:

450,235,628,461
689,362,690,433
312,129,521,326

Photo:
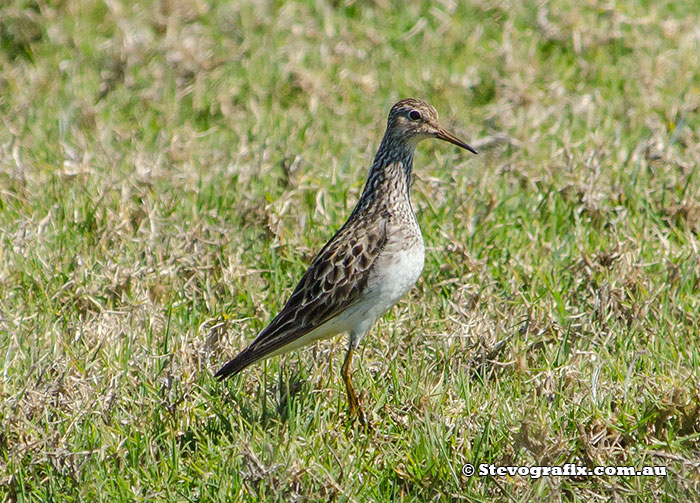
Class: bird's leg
341,346,366,425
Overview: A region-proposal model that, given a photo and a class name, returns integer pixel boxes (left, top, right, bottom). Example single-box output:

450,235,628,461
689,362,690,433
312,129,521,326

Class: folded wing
215,214,387,380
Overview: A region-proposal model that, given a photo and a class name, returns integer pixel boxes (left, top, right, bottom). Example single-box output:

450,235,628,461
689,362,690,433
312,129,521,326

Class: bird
216,98,477,424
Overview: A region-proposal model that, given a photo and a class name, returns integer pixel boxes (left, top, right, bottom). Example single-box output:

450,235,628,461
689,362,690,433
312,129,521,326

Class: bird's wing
215,213,387,379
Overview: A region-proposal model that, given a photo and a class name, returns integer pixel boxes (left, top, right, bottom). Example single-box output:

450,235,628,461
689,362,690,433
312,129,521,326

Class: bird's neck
355,135,416,214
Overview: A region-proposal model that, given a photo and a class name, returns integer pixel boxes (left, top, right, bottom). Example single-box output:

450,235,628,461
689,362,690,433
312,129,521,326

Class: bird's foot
348,390,370,429
342,346,371,429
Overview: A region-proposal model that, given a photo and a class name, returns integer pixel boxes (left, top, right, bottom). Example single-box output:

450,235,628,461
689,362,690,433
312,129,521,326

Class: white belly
265,240,425,357
366,241,425,313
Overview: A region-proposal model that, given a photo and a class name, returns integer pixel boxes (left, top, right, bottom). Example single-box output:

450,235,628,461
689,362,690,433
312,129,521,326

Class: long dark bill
435,128,478,155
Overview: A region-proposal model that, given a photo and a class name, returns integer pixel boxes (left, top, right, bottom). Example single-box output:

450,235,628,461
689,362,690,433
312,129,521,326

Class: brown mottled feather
214,210,387,379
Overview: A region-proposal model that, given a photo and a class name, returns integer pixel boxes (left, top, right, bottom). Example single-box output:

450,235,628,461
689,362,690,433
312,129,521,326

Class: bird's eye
408,110,421,121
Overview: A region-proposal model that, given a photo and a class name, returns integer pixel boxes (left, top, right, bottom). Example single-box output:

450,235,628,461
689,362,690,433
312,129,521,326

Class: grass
1,0,700,501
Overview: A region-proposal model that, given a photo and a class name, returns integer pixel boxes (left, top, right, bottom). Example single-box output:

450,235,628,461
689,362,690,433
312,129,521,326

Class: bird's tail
214,348,259,380
215,320,316,380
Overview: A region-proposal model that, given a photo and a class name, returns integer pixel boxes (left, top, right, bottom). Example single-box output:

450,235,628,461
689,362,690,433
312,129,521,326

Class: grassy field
2,0,700,501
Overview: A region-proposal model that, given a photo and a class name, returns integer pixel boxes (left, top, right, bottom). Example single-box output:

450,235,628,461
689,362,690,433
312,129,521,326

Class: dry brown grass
1,0,699,501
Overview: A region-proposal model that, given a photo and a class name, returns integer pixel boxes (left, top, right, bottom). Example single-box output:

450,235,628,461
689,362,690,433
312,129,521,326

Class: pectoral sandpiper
216,98,477,423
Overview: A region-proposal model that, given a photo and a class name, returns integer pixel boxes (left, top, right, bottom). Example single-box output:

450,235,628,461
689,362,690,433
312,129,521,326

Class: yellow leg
341,347,366,425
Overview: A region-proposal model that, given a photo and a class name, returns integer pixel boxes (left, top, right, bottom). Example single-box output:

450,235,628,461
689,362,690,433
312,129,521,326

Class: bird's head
386,98,478,154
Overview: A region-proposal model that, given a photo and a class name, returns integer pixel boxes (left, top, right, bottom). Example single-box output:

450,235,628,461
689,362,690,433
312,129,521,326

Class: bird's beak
434,127,478,155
